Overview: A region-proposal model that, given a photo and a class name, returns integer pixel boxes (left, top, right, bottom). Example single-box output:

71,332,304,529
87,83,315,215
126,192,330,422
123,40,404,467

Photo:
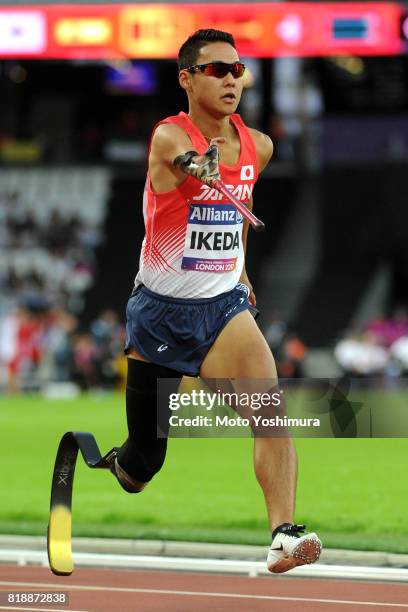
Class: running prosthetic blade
47,432,118,575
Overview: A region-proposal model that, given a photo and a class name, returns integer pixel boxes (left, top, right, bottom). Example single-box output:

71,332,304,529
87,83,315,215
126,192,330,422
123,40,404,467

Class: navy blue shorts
124,283,258,376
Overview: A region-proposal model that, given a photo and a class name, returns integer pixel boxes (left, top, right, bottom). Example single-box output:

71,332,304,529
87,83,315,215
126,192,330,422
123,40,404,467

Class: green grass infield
0,392,407,553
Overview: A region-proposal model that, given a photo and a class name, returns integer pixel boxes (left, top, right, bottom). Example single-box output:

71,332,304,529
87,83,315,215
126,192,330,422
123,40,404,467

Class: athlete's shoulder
247,127,274,172
150,121,192,159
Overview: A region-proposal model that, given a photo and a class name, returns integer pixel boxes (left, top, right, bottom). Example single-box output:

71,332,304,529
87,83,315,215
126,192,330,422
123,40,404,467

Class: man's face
180,42,244,117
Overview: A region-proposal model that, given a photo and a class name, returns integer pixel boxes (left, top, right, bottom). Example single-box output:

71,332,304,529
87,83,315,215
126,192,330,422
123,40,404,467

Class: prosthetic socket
173,143,220,186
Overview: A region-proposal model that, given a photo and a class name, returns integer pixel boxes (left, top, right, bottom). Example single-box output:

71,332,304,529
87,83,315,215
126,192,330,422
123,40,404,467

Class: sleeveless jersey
135,111,259,298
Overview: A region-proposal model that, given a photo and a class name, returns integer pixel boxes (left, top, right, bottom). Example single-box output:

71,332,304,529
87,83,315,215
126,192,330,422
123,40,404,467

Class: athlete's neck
187,110,232,142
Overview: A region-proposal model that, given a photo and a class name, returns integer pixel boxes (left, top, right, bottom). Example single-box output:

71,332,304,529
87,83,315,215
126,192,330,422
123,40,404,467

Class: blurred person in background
278,333,308,379
334,331,389,378
264,311,288,352
41,307,78,382
0,303,43,393
365,306,408,348
70,332,101,391
90,309,124,388
265,314,307,378
91,309,123,355
390,334,408,376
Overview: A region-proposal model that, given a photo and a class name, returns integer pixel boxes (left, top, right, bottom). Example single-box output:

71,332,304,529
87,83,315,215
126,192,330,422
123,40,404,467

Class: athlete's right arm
149,124,195,193
149,124,225,193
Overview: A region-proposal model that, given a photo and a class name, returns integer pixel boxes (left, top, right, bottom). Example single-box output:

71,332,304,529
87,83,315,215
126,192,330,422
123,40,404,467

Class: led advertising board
0,3,403,60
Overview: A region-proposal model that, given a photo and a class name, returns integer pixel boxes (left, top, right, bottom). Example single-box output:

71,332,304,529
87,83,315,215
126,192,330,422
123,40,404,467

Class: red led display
0,3,403,59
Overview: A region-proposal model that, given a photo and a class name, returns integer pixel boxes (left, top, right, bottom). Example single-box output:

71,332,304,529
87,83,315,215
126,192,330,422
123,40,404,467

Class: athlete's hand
173,137,226,186
207,137,227,147
240,270,256,306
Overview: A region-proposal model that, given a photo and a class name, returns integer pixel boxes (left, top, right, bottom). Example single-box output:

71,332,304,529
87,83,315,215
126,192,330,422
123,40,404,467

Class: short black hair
178,29,236,71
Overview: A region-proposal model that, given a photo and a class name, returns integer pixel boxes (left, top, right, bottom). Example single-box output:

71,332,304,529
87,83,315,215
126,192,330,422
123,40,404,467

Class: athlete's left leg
200,310,321,572
200,310,297,531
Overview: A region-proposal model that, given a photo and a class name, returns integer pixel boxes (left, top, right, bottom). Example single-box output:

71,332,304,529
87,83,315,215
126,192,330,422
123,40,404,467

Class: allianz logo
190,206,243,223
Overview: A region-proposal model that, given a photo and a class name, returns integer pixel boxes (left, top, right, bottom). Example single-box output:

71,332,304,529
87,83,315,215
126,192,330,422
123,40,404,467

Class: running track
1,565,408,611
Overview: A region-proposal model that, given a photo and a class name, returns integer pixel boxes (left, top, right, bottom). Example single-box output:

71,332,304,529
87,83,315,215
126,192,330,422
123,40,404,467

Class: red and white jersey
135,112,259,298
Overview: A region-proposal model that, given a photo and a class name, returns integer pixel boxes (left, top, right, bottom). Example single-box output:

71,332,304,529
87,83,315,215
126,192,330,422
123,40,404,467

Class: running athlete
109,29,322,574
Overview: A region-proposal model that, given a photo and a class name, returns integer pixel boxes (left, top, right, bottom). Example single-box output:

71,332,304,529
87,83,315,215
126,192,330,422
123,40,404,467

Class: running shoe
267,523,322,573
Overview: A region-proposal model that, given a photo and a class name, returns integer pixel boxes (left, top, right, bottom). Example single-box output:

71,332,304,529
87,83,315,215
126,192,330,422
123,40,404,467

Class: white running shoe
267,523,322,574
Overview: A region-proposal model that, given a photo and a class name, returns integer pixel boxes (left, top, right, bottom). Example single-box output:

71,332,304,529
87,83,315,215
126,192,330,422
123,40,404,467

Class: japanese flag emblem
240,165,254,181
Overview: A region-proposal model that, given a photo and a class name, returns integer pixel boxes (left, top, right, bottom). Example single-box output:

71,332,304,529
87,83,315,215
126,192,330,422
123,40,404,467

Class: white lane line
2,550,408,582
0,581,407,608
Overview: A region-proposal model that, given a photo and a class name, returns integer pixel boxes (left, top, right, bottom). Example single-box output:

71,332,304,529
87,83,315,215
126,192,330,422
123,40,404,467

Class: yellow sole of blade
48,504,73,575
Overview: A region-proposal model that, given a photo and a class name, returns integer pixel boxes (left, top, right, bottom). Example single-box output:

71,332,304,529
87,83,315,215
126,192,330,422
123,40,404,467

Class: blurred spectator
265,314,307,378
390,336,408,375
334,331,389,377
43,210,73,253
0,304,43,393
334,306,408,378
91,309,122,350
365,307,408,348
0,181,112,392
265,313,287,351
77,221,103,249
0,303,126,393
41,307,78,382
90,309,124,388
69,323,121,391
70,332,101,390
278,333,308,378
0,189,103,313
0,165,110,393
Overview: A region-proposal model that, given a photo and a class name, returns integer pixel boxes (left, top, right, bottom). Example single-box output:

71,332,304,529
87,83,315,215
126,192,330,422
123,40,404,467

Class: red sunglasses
185,61,245,79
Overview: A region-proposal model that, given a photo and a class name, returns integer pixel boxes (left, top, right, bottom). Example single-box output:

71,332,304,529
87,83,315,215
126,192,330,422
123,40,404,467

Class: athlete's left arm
239,130,274,306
